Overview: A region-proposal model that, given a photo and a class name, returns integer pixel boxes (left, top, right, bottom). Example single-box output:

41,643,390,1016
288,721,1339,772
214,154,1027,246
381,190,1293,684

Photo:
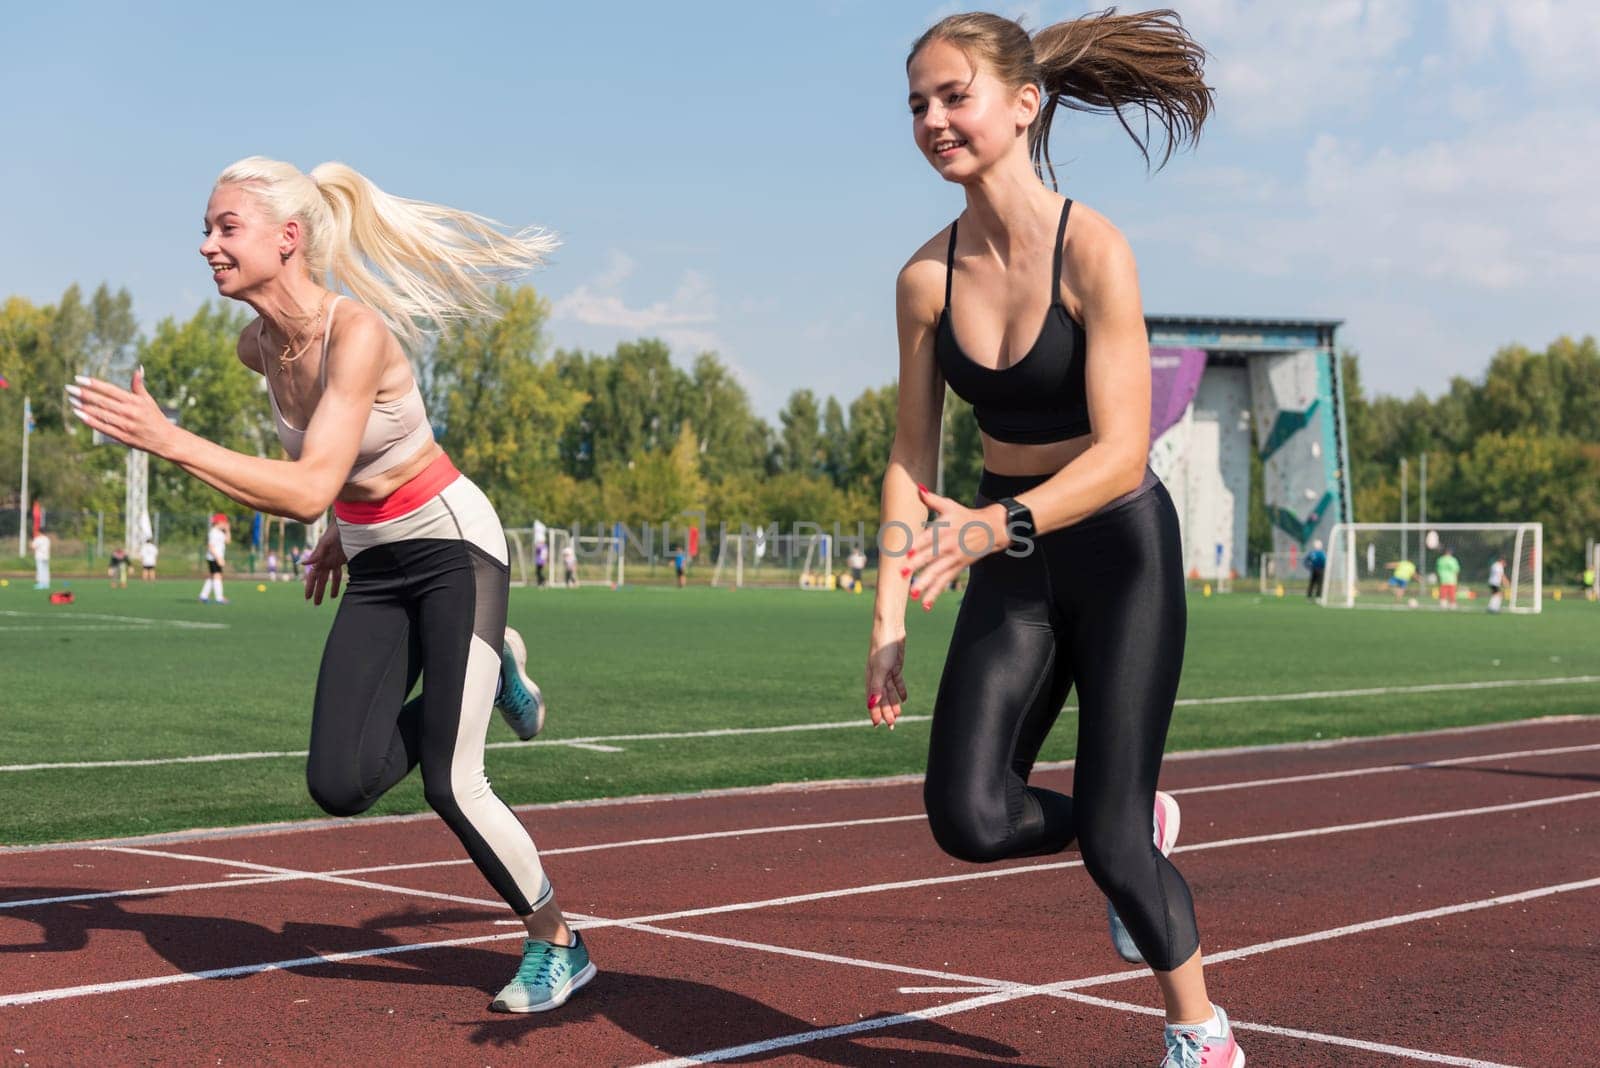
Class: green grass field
3,578,1597,845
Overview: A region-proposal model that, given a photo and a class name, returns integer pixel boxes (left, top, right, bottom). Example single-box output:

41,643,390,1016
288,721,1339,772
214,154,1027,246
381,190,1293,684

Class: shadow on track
463,970,1043,1066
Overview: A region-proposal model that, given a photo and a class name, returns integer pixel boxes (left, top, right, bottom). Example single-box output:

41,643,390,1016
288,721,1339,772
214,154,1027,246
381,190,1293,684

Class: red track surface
3,716,1598,1066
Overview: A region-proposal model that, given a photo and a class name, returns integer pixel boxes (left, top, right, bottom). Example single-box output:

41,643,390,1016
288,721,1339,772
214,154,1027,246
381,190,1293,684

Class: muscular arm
1012,216,1151,533
72,310,387,524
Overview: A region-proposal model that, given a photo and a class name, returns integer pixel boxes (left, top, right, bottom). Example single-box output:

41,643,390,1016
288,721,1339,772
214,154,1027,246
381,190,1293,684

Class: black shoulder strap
1051,200,1072,305
944,221,958,309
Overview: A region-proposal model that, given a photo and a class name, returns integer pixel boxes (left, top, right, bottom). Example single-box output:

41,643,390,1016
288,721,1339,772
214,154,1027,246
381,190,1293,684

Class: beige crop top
260,296,434,483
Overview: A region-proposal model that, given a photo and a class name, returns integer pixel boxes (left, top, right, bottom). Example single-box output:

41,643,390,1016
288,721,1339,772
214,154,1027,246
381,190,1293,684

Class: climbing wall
1249,350,1342,557
1156,365,1251,580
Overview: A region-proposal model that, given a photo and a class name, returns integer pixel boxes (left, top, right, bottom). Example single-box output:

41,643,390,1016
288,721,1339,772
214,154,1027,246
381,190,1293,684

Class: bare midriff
336,439,446,504
979,431,1092,477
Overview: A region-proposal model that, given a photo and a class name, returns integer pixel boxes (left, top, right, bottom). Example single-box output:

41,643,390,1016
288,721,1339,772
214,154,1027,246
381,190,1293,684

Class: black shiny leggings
924,470,1200,971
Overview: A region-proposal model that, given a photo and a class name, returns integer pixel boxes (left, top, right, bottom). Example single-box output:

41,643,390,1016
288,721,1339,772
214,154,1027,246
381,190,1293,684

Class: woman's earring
280,250,291,264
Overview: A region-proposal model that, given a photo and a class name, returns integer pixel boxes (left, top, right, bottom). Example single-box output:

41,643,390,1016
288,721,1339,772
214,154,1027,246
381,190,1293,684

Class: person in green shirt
1385,558,1418,602
1435,549,1461,609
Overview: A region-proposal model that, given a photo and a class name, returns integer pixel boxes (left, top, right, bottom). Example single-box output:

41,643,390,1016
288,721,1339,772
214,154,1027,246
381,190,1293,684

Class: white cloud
1169,109,1600,294
553,254,720,344
1446,0,1600,87
548,252,766,396
1178,0,1420,132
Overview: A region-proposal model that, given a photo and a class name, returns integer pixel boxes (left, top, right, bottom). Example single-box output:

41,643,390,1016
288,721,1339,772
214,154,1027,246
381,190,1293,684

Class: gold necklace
273,293,328,377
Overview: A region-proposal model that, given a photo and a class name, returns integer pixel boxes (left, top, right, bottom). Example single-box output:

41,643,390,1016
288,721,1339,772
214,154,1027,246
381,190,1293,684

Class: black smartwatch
996,496,1035,545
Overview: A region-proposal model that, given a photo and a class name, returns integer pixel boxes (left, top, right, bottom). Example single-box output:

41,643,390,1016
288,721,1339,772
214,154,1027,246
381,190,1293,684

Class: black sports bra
934,199,1091,444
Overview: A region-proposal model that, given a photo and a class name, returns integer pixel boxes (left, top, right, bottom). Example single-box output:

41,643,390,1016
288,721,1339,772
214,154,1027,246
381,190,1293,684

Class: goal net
506,527,622,588
798,533,834,590
1322,523,1542,613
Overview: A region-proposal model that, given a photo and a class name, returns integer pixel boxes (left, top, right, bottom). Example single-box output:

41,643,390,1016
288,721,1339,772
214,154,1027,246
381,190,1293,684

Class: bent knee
305,774,378,818
925,801,1015,864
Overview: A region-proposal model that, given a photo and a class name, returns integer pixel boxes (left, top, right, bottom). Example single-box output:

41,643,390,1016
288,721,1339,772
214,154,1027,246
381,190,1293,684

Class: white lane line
9,716,1591,853
0,875,297,910
619,921,1524,1067
559,789,1600,933
1,750,311,773
1169,790,1600,861
0,610,228,631
0,625,231,632
1054,990,1519,1068
0,717,933,772
10,762,1594,912
1173,675,1600,708
0,928,532,1007
10,676,1598,773
4,815,927,911
631,877,1600,1067
1176,741,1600,797
563,742,626,753
98,847,503,911
5,826,1597,1020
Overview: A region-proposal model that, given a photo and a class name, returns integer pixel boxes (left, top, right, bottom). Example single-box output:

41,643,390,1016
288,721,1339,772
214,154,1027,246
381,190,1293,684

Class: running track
3,716,1597,1066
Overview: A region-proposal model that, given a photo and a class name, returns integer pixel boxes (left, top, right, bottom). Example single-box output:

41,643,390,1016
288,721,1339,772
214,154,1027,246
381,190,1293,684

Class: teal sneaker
495,627,545,741
1108,791,1182,964
489,933,596,1013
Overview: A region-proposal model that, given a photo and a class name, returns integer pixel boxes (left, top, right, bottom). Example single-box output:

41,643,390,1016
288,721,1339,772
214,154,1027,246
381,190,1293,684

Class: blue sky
4,1,1595,419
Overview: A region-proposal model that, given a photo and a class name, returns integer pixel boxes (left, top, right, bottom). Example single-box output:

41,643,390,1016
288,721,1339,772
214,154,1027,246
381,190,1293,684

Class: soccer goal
1321,522,1542,613
711,532,755,588
798,533,834,590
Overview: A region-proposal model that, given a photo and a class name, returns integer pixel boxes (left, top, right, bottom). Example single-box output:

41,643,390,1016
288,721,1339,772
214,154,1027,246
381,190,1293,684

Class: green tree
684,353,769,483
776,389,823,477
138,301,262,519
431,285,587,523
941,389,982,504
845,383,897,490
600,422,708,526
821,396,848,487
88,284,139,379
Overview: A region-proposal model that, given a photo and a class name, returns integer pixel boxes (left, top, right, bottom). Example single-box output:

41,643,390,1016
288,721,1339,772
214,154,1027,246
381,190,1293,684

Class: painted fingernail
909,588,919,598
923,603,932,612
900,567,911,578
65,384,81,398
74,375,92,385
868,694,880,709
917,483,928,493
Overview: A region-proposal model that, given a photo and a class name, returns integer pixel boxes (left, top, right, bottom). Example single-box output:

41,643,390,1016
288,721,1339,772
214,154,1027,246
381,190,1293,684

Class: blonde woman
866,12,1242,1066
69,157,586,1015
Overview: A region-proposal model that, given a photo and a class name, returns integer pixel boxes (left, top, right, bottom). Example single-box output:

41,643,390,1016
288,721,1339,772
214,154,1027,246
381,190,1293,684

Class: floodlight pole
17,395,29,558
1399,457,1407,561
1419,452,1428,580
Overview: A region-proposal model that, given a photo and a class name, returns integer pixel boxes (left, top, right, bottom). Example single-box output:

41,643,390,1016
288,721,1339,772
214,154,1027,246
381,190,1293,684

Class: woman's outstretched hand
901,484,1009,612
865,627,908,728
303,525,348,606
65,368,175,457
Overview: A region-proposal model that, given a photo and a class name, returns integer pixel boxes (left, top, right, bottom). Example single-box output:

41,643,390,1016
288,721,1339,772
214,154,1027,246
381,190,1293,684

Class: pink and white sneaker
1107,790,1182,963
1161,1004,1245,1067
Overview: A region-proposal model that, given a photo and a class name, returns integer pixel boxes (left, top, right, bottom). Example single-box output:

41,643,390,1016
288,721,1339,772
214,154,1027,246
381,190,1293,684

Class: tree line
2,282,1595,574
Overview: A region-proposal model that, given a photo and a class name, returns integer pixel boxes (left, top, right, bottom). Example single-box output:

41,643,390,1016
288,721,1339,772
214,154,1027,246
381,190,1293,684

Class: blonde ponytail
215,156,557,348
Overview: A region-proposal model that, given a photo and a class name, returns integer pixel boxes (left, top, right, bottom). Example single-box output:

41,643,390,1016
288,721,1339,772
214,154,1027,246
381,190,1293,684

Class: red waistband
333,452,459,525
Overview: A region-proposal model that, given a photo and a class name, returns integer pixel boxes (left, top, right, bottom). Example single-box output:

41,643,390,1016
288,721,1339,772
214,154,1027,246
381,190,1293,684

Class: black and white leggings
924,469,1200,971
306,474,550,915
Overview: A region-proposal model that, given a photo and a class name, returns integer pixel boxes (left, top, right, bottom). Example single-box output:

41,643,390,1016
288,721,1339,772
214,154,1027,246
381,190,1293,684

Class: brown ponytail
908,8,1213,186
